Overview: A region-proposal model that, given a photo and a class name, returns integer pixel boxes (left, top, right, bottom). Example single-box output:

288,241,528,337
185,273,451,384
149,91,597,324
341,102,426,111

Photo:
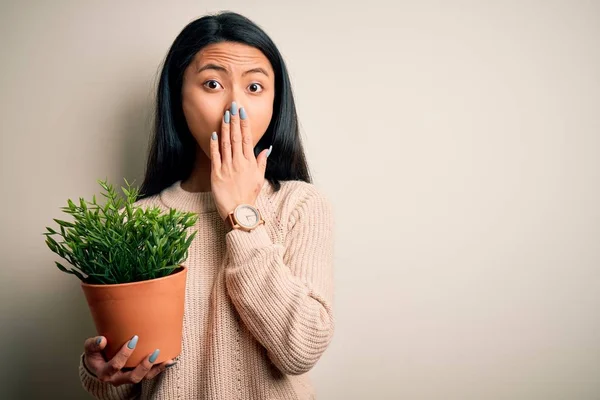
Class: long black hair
137,11,311,200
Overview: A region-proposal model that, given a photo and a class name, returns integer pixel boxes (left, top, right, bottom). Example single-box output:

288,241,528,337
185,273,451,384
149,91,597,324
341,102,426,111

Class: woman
78,11,335,400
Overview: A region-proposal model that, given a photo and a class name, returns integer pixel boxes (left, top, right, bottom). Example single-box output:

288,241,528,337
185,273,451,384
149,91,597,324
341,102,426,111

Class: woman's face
181,41,276,160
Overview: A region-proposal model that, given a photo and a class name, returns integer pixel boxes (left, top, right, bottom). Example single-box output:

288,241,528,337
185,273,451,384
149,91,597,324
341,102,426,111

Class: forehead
194,42,272,71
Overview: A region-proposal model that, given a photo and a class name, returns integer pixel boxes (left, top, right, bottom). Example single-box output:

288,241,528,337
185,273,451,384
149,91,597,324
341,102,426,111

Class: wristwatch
224,204,265,232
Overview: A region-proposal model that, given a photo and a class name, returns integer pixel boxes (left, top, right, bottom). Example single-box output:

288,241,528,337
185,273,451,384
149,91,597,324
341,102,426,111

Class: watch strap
224,212,235,230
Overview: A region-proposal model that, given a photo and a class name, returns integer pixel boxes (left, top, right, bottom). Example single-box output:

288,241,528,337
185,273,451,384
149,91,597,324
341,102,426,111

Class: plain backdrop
1,1,599,399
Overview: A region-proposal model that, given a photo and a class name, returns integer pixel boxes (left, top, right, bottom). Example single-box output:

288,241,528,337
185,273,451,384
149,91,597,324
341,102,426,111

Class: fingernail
166,361,177,368
266,145,273,158
211,132,217,140
240,107,247,120
96,337,103,345
127,335,138,349
149,349,160,363
231,101,238,116
224,110,230,124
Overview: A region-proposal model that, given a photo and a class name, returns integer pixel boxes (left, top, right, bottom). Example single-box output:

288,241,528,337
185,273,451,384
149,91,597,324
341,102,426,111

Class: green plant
43,178,198,284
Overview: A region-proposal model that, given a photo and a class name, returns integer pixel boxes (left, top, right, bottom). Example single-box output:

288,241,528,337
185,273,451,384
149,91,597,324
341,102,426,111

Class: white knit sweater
78,179,336,399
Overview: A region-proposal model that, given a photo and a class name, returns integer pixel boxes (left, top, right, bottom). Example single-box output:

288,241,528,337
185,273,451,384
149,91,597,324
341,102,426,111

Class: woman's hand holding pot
83,335,176,387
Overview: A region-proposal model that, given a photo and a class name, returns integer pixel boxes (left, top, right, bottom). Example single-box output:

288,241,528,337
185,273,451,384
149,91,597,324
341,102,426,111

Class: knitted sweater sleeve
78,352,140,399
224,189,335,375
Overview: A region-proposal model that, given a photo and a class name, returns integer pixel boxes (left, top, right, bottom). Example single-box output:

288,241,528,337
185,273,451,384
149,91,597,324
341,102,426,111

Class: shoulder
268,180,331,209
265,180,334,230
278,179,326,199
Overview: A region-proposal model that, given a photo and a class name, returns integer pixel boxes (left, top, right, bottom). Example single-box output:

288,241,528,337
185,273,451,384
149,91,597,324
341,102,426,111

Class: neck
181,147,212,193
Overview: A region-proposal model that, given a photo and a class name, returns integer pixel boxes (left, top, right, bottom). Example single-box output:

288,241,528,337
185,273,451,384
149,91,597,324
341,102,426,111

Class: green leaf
55,261,87,281
45,227,58,235
53,219,75,228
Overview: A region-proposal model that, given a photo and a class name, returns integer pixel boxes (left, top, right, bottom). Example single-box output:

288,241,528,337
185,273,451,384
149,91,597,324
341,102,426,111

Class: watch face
234,205,260,228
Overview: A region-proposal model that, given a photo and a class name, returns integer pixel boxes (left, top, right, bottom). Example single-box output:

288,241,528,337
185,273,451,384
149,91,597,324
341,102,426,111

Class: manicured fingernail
224,110,230,124
266,145,272,158
211,132,217,140
166,361,177,368
96,337,103,345
231,101,238,115
149,349,160,363
240,107,247,120
127,335,138,349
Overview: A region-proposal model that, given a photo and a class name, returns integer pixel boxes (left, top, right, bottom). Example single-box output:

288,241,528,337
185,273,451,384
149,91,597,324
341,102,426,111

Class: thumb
85,336,106,355
257,145,272,174
94,336,106,352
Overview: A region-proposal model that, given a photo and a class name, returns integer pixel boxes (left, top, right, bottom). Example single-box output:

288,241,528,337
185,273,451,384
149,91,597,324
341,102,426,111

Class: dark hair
137,11,311,200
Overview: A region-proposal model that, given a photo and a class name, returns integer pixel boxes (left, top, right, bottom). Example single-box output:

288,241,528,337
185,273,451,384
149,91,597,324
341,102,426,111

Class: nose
225,86,245,112
223,99,234,115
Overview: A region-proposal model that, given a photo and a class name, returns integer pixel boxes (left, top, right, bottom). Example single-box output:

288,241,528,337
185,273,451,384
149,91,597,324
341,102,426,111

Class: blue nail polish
149,349,160,363
211,132,217,140
96,337,102,345
127,335,138,349
240,107,247,120
224,110,230,124
231,102,238,116
266,145,273,158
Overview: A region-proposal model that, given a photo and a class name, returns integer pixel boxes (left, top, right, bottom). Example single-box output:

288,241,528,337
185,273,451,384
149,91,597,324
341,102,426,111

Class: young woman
78,11,335,400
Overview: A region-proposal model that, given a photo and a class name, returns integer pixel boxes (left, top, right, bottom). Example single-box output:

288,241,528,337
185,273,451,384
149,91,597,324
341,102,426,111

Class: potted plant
43,178,198,367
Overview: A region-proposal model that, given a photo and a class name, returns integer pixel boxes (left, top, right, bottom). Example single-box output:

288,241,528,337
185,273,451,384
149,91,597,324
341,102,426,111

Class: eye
203,80,223,90
248,83,263,93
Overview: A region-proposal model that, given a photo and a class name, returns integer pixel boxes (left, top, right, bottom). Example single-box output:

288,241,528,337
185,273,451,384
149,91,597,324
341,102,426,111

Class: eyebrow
196,63,270,78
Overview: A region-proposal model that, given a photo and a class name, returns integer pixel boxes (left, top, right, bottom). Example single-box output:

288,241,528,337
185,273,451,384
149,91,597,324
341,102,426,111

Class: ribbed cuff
225,224,275,266
81,353,98,377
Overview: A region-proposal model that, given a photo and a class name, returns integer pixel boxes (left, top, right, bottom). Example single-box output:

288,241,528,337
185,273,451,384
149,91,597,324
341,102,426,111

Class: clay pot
81,265,187,368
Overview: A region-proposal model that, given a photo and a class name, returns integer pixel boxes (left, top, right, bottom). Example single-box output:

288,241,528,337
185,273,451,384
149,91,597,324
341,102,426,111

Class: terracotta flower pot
81,265,187,368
